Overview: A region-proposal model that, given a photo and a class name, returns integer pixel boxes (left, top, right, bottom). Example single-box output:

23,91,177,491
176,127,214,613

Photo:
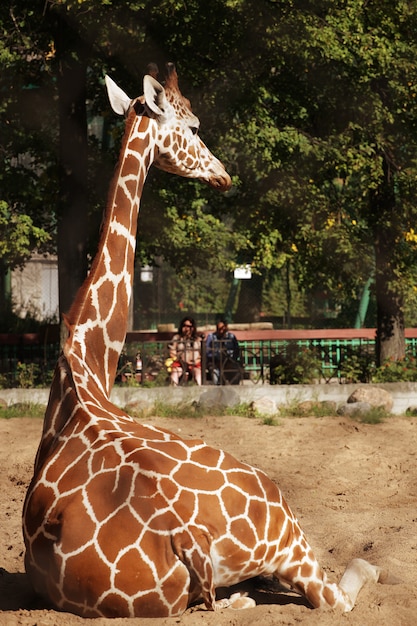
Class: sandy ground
1,412,417,626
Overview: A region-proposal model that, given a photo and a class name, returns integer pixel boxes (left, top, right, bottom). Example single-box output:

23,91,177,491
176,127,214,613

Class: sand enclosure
1,413,416,625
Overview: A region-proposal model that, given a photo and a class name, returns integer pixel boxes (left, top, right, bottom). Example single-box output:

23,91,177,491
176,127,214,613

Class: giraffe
22,63,381,618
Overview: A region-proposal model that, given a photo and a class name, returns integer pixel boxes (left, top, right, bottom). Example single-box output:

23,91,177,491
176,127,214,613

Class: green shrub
16,362,41,388
280,400,336,417
13,362,54,388
261,415,279,426
224,403,257,418
372,356,417,383
0,373,11,389
0,402,45,419
270,345,321,384
349,406,388,424
339,349,375,383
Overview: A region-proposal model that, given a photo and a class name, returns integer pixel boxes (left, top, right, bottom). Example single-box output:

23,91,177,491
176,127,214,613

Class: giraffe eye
190,126,198,135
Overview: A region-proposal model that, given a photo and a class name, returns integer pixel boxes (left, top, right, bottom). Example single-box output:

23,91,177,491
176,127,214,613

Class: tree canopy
1,0,417,361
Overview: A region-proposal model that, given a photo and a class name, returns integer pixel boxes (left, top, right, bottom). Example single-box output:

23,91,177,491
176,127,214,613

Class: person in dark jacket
206,318,241,385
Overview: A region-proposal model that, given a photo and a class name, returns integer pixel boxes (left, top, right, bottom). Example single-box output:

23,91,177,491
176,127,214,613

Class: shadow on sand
0,567,310,614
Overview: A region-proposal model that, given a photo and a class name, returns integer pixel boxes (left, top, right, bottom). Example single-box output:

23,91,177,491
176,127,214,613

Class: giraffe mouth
206,171,232,192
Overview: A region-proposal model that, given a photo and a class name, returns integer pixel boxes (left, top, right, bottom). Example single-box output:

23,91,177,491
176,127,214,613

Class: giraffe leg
171,527,256,611
171,527,217,610
224,592,257,610
336,558,381,610
274,534,381,613
284,556,381,612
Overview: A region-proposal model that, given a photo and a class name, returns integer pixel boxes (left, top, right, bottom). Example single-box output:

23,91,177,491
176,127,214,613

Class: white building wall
11,254,59,321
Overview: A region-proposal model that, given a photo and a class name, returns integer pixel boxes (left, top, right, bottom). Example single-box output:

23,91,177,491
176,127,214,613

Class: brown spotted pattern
22,65,378,618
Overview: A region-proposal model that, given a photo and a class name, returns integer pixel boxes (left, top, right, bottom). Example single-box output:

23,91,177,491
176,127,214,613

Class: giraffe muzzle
207,170,232,192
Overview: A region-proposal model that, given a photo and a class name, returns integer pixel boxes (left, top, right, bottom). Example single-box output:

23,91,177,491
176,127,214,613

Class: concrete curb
1,382,417,415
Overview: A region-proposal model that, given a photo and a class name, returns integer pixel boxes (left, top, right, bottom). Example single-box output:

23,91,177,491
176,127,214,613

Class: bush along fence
0,331,59,388
3,328,417,388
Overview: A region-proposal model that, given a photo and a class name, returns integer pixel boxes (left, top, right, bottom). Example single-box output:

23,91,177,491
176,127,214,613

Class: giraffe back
24,412,303,617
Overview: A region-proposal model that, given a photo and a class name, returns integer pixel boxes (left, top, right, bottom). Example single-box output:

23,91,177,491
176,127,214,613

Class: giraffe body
23,64,380,618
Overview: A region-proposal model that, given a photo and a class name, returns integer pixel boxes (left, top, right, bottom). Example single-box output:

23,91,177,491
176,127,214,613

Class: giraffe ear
105,75,132,116
143,74,169,121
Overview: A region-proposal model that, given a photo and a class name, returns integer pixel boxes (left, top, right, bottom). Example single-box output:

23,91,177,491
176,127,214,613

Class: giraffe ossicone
22,63,381,618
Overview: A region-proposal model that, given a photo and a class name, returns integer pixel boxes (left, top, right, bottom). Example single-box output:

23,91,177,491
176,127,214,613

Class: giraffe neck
64,111,156,400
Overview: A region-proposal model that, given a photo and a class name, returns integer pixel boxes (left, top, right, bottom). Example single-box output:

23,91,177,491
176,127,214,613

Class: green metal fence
121,336,417,384
0,334,60,387
239,337,376,382
2,333,417,386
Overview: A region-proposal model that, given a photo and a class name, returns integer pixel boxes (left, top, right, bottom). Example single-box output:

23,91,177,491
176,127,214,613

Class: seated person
206,318,241,385
168,316,202,385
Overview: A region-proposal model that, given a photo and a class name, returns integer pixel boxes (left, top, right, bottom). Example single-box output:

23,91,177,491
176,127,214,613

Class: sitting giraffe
23,63,381,618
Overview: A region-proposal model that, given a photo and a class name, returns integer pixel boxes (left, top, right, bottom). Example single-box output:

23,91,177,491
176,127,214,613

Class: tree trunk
54,16,89,324
285,260,292,328
372,156,405,366
234,273,263,323
0,261,11,326
374,230,405,365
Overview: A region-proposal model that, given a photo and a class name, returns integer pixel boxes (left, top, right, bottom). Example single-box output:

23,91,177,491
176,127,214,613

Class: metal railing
239,337,375,383
2,330,417,386
118,337,374,385
117,338,244,386
0,333,59,387
120,335,417,385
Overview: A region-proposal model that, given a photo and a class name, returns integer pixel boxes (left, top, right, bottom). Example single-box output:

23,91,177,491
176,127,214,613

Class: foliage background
1,1,417,353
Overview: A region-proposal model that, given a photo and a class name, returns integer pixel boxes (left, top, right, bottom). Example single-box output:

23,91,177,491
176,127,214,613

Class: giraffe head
105,64,232,192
